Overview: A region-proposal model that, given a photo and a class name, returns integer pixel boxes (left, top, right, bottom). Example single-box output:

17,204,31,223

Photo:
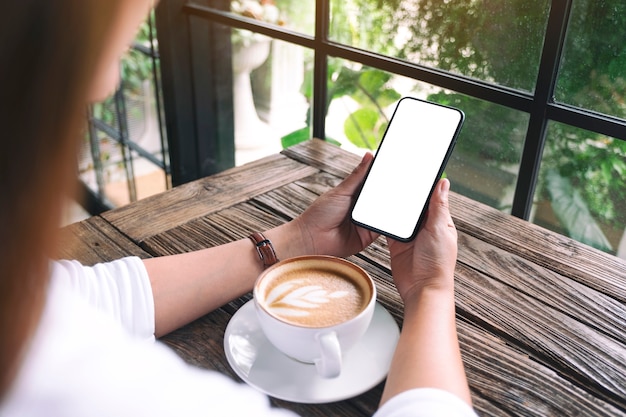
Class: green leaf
359,70,390,94
613,160,626,176
344,108,385,150
545,169,613,252
280,130,342,150
281,127,311,148
376,88,402,108
329,67,361,100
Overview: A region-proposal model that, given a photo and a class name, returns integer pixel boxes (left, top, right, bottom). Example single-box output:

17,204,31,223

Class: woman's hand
292,152,380,258
380,179,472,408
387,178,458,302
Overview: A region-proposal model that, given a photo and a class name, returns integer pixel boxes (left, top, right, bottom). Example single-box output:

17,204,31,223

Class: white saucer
224,300,399,404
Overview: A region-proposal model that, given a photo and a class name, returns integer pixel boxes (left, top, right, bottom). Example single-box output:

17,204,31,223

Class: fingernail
441,178,450,195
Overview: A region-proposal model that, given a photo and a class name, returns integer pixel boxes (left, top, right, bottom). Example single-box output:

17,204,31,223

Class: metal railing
80,12,170,215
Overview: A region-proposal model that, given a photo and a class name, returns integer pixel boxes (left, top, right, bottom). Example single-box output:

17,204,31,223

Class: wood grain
282,138,361,179
102,153,318,242
458,319,625,416
450,193,626,303
457,232,626,345
57,215,151,265
455,259,626,410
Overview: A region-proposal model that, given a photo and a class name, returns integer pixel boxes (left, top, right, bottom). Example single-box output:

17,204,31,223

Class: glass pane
80,126,129,206
232,34,313,165
83,20,169,207
555,0,626,119
328,0,550,92
274,0,315,36
532,122,626,256
324,58,527,211
226,0,315,36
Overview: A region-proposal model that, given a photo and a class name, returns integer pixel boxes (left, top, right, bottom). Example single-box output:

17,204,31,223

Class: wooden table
59,139,626,416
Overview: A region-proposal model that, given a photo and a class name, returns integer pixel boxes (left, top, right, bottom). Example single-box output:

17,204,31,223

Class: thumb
337,152,374,195
425,178,455,230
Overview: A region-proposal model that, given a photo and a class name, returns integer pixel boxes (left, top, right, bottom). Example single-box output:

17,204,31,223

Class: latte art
261,269,368,327
266,280,350,316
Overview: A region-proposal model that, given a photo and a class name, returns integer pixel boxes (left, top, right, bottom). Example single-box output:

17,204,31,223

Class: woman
0,1,475,415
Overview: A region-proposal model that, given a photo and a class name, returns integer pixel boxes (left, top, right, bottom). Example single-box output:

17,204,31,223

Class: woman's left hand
292,152,379,258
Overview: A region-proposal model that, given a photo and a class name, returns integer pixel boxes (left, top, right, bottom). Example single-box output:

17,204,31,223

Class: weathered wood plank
56,216,151,265
141,202,289,256
102,153,318,242
450,193,626,303
282,139,361,179
355,230,626,415
458,319,626,417
455,258,626,410
252,178,322,219
160,307,235,373
458,232,626,345
454,230,626,414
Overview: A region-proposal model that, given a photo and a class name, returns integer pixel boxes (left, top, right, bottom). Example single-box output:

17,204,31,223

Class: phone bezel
350,97,465,242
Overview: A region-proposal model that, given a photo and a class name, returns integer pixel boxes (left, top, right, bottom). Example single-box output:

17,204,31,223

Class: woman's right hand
386,178,458,303
380,178,473,409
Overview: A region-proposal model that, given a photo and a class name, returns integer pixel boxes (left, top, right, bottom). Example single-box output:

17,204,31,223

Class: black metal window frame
156,0,626,221
82,12,169,214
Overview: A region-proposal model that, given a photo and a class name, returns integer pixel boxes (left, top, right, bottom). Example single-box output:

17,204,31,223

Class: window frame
156,0,626,221
83,11,169,214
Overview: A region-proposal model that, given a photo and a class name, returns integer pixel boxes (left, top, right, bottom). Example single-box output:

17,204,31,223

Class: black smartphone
351,97,464,242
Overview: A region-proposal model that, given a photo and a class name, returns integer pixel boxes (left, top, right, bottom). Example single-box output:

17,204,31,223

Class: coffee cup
253,255,376,378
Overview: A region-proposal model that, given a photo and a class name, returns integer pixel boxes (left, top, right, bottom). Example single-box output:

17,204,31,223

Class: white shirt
0,257,478,417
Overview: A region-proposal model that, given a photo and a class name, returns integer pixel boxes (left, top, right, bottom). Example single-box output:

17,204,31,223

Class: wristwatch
248,232,279,268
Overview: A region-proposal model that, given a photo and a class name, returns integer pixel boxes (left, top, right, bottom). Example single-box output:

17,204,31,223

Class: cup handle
314,332,342,378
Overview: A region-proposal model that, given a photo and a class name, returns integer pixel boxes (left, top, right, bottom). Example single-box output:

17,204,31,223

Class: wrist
263,220,314,262
402,279,455,311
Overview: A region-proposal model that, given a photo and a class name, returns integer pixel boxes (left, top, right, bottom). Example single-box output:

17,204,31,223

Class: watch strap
248,232,279,268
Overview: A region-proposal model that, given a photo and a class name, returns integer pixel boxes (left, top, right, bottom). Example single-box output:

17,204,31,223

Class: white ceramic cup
253,255,376,378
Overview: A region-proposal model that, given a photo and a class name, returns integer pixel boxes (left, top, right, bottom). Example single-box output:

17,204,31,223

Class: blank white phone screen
351,97,463,240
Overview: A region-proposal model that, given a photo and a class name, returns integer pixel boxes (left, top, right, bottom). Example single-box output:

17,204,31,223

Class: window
81,12,169,213
156,0,626,258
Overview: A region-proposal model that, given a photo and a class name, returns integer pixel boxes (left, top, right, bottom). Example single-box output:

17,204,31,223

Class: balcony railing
79,11,170,215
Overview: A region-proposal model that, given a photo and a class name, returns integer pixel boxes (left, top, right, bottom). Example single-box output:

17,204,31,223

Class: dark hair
0,0,122,398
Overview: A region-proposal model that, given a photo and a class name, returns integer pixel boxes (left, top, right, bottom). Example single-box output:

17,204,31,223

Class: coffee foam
258,260,371,328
